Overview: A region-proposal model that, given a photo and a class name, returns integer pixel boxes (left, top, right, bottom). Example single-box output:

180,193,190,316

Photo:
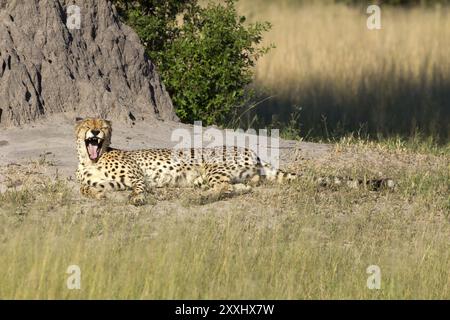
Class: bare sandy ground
0,114,331,192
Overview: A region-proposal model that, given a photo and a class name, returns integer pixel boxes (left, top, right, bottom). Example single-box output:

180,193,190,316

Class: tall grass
234,1,450,142
0,145,449,299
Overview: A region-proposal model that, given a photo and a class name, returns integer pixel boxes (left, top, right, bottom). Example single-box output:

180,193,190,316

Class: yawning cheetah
75,118,296,205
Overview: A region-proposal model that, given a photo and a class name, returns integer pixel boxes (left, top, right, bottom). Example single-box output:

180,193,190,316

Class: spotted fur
75,118,296,205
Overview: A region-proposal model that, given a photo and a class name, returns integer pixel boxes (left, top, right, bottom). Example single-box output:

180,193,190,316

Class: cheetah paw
128,193,148,206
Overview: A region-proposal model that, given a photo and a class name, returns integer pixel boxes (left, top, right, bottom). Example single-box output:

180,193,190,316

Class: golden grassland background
235,0,450,141
0,139,449,299
0,1,449,300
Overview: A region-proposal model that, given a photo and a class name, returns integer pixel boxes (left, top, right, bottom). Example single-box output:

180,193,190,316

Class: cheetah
75,118,297,206
76,118,395,205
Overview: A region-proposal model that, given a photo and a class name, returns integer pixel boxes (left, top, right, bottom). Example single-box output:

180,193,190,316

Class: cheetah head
75,118,112,163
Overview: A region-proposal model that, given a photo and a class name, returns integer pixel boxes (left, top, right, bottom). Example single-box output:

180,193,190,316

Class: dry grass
234,1,450,141
0,143,448,299
1,1,449,299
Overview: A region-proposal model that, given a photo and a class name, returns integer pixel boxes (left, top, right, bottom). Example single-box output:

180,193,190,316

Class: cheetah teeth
86,138,102,144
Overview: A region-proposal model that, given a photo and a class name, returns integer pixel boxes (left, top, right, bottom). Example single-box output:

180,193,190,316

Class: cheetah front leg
128,177,148,206
78,166,149,205
77,168,107,200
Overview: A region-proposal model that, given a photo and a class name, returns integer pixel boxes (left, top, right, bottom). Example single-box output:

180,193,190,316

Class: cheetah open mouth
85,137,103,161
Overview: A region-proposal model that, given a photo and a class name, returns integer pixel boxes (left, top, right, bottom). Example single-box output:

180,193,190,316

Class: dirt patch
0,114,330,183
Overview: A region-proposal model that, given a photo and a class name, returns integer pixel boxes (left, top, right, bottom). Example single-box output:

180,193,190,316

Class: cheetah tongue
87,143,99,160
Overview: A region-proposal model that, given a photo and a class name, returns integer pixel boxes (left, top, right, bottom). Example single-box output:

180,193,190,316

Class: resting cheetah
75,118,296,205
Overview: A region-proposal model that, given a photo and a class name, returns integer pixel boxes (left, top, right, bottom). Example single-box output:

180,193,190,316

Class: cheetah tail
259,162,298,183
258,161,395,191
316,176,396,191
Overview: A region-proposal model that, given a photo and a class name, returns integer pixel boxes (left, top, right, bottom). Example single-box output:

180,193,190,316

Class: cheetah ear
75,117,84,133
105,119,112,127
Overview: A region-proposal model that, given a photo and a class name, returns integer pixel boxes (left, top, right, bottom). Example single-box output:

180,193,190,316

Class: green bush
113,0,271,125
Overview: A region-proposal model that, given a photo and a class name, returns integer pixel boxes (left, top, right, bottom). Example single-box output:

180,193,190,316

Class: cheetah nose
91,130,100,136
